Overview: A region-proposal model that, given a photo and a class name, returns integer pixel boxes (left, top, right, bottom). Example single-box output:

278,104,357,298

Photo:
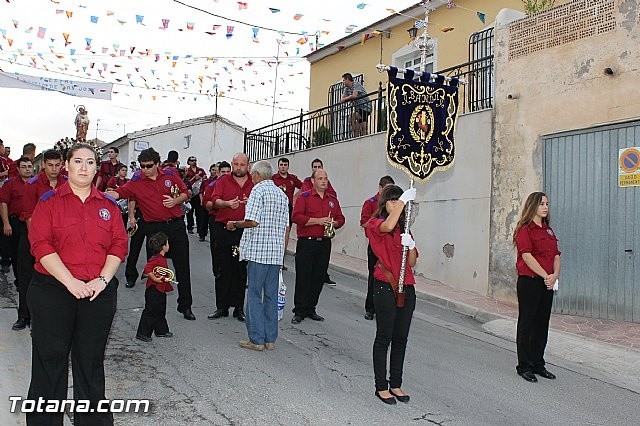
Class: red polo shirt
300,176,337,198
292,188,345,238
29,184,128,281
21,172,68,222
0,177,28,217
515,221,561,276
106,176,129,189
115,168,188,223
272,173,303,205
186,166,207,185
7,161,18,179
144,254,174,293
360,193,378,227
366,218,417,285
96,160,123,191
201,177,219,218
211,173,254,224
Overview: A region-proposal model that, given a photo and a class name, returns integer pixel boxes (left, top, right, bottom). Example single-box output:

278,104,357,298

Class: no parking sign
619,147,640,187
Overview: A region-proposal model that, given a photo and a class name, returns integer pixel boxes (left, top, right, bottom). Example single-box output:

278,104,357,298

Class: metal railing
245,56,494,161
244,83,387,161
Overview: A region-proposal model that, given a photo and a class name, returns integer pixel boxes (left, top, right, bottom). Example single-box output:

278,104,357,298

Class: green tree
522,0,556,14
312,124,332,147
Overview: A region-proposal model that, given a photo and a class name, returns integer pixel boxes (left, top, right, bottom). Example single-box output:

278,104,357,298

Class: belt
303,237,328,241
166,216,183,223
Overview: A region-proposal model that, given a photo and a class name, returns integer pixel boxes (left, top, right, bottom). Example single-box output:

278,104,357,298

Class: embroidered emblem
328,201,335,209
546,229,554,236
99,208,111,221
165,179,172,187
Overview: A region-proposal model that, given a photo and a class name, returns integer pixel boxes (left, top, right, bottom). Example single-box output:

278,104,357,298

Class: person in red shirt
107,147,196,321
297,158,338,285
0,157,34,325
513,191,561,383
14,149,66,331
365,184,417,405
272,157,303,268
361,175,395,321
4,145,14,178
202,161,230,279
197,163,219,242
106,164,130,226
208,153,254,321
0,139,9,181
291,169,345,324
27,143,128,425
95,147,123,191
136,232,175,342
185,155,208,240
160,150,180,174
8,142,36,179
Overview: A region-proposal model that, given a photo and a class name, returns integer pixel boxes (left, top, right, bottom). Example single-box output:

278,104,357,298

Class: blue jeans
245,261,281,345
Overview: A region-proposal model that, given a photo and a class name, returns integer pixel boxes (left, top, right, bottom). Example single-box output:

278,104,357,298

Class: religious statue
75,105,90,142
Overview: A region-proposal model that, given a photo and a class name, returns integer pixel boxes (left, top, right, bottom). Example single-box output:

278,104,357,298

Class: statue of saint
75,106,90,142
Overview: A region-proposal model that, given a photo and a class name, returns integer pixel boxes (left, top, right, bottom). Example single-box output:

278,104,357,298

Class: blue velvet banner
386,67,459,181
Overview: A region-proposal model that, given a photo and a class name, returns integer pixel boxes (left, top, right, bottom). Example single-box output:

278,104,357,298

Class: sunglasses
140,163,156,169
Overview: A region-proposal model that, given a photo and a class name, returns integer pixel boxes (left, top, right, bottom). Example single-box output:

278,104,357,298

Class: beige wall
489,0,640,301
264,109,493,295
308,0,525,111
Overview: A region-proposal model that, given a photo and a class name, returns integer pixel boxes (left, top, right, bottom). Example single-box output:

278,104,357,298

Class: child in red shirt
136,232,174,342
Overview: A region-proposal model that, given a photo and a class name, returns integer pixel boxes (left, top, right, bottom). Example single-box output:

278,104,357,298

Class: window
392,40,437,75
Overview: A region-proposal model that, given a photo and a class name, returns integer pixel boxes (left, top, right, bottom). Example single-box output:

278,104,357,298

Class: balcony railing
245,55,493,161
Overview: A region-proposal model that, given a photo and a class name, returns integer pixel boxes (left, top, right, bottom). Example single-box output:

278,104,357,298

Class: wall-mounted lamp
603,67,615,76
407,26,418,39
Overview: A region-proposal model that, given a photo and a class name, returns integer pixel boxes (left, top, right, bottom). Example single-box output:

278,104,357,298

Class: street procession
2,0,640,425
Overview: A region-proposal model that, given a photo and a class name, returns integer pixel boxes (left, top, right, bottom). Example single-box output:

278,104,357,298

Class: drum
192,179,202,196
117,199,128,215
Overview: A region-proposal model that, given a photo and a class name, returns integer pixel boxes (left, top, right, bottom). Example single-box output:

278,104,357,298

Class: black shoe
199,236,205,242
364,311,374,320
179,308,196,320
291,315,304,324
534,368,556,380
518,371,538,382
389,389,410,403
1,265,10,274
12,318,29,331
125,280,136,288
187,229,194,234
207,309,229,319
155,332,173,338
307,312,324,321
136,334,152,343
233,308,245,322
375,391,396,405
324,276,336,285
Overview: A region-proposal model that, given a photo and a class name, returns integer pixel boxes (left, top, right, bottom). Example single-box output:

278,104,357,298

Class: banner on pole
0,72,113,100
386,67,459,181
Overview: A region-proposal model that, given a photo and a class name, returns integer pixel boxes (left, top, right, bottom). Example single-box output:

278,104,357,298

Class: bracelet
98,275,109,286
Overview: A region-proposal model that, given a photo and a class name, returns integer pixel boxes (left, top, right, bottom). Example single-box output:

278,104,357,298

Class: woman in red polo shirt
365,184,417,405
27,143,128,425
513,191,561,383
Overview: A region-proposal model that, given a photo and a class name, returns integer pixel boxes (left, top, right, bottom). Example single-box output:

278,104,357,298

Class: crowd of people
0,137,560,422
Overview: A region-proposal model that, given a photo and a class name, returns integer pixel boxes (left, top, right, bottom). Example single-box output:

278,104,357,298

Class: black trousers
26,271,118,426
144,219,192,311
516,275,554,374
365,244,378,314
186,195,207,237
212,222,246,310
293,238,331,317
208,216,220,278
3,215,22,288
137,286,169,338
17,221,34,321
372,281,416,392
124,213,146,283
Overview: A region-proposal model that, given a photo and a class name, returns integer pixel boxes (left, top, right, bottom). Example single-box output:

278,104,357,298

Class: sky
0,0,419,153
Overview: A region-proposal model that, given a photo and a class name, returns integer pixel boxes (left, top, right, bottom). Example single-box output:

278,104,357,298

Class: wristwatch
98,275,109,286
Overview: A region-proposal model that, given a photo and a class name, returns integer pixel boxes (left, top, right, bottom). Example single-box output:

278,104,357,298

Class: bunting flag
226,26,234,38
293,14,303,21
85,37,91,49
90,16,98,23
136,15,144,25
441,26,454,32
356,3,367,9
386,67,459,182
37,27,46,38
186,22,194,30
269,8,280,13
62,33,70,46
238,2,248,10
476,12,486,24
161,19,170,29
65,11,73,19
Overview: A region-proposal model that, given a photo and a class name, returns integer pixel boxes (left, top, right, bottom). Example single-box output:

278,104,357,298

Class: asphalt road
1,234,638,425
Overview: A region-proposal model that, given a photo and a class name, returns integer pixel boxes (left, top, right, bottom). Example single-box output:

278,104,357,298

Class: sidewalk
327,251,640,393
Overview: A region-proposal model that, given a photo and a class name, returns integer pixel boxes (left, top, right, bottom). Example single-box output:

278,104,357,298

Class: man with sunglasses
107,148,196,321
185,156,207,241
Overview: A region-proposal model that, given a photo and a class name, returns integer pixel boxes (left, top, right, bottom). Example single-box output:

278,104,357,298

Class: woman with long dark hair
27,143,128,424
513,191,561,383
365,184,417,404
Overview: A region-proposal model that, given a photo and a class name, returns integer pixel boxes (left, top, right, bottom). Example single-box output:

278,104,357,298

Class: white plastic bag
277,270,286,322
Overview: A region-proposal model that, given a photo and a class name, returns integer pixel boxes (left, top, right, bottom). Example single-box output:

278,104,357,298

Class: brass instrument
152,266,178,285
170,184,181,199
323,212,335,239
126,219,138,237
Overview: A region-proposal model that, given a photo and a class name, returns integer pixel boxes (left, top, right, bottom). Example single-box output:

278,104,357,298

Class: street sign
619,147,640,187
